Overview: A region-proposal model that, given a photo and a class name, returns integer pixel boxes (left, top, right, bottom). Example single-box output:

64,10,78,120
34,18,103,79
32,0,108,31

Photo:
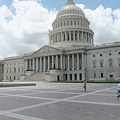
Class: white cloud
77,4,120,44
0,1,120,59
0,0,57,59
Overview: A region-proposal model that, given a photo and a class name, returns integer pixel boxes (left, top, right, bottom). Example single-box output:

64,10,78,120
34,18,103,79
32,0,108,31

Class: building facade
1,0,120,81
0,60,4,81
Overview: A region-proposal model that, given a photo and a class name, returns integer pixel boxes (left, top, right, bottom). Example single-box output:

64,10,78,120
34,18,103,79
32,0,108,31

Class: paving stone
15,101,120,120
23,92,80,99
0,96,52,111
0,83,119,120
0,115,20,120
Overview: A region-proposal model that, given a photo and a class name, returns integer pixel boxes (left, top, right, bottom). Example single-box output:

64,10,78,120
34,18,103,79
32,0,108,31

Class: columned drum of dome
49,0,94,48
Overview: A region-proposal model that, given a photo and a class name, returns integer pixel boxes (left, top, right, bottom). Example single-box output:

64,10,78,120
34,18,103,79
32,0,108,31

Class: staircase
24,72,48,81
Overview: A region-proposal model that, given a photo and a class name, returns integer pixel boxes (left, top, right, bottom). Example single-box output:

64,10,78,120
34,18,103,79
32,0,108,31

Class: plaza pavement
0,82,119,120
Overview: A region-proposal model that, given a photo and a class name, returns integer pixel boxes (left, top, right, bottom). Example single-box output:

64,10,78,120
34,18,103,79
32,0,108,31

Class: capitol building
0,0,120,81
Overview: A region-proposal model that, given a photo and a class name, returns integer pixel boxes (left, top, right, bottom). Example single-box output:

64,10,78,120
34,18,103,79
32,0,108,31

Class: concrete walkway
0,82,119,120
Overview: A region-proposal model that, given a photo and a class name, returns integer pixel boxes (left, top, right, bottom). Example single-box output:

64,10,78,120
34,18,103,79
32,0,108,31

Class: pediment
33,45,62,55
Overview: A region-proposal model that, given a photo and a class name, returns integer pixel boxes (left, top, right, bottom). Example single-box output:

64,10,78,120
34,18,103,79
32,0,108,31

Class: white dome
49,0,94,48
56,1,85,18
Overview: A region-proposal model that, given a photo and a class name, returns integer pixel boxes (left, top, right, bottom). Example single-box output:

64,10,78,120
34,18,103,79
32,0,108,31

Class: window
6,68,8,73
64,33,65,41
118,59,120,66
18,67,20,72
14,68,16,73
100,62,103,67
67,21,69,25
109,53,111,56
71,32,73,40
109,59,112,67
75,32,77,40
93,61,96,68
74,21,76,25
75,74,77,80
67,33,69,41
101,73,103,78
93,55,95,57
93,73,96,78
100,54,102,56
118,52,120,55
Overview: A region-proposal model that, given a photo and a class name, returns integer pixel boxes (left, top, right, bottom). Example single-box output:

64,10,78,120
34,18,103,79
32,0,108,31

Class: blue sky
0,0,120,10
0,0,120,59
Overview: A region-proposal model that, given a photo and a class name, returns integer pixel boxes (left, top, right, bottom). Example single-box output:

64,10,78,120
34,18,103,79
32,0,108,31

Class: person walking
83,80,87,91
117,81,120,98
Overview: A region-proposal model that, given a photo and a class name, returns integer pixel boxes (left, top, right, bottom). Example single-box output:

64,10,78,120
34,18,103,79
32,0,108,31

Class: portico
24,46,86,81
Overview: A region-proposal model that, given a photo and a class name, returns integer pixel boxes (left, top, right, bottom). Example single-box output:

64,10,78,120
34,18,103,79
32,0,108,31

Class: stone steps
24,72,48,81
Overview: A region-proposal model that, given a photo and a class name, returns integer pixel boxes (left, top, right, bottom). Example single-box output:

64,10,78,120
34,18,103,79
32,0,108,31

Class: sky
0,0,120,59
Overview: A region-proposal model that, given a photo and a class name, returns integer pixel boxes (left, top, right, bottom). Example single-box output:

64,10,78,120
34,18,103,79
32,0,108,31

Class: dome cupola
49,0,94,48
56,0,85,18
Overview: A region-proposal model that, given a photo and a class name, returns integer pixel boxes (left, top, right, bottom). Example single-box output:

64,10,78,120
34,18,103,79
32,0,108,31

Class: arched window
75,74,77,80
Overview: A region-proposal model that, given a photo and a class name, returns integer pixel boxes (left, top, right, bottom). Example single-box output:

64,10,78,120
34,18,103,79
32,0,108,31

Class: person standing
117,81,120,98
83,80,87,91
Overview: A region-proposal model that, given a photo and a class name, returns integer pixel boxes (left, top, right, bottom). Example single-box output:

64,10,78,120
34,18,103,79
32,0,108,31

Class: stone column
44,57,46,71
33,58,35,71
73,31,75,41
25,60,28,71
57,33,59,42
29,59,31,71
40,57,42,71
77,31,79,41
86,32,87,42
67,54,70,70
72,54,74,70
65,32,67,41
77,54,79,70
63,55,65,69
77,73,79,81
48,56,50,71
82,53,85,70
72,73,74,81
69,31,71,41
88,33,89,43
81,32,83,42
52,56,54,69
67,74,70,81
36,58,38,71
61,32,63,42
61,55,63,70
56,55,58,69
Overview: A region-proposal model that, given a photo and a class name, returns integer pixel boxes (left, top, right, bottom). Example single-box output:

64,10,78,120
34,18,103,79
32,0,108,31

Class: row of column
50,31,93,44
25,53,85,72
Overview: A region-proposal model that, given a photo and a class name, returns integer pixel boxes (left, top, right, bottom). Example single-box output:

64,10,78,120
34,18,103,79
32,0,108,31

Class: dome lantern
66,0,74,5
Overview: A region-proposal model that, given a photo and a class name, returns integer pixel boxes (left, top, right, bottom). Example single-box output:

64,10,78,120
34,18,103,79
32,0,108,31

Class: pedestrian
117,81,120,98
83,80,87,91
